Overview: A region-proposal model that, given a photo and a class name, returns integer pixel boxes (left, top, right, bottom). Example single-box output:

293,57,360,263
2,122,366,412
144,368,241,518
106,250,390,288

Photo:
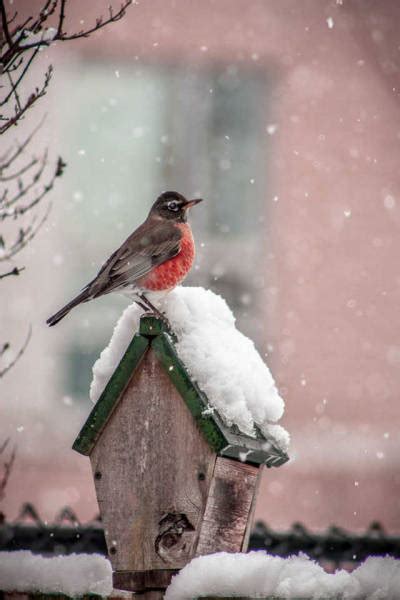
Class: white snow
0,551,112,596
18,27,57,47
266,123,278,135
90,286,289,451
326,16,335,29
165,551,400,600
2,550,399,598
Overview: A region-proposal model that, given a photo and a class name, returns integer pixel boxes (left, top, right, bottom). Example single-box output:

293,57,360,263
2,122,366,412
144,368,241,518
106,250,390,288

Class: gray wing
86,220,182,297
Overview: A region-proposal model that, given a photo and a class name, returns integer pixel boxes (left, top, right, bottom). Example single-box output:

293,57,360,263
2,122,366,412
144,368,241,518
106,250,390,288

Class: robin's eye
167,201,179,211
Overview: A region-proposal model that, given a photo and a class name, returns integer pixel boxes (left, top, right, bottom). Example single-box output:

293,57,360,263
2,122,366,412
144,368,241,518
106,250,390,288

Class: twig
0,46,41,108
57,1,132,42
0,438,9,455
1,0,132,54
0,66,52,135
0,266,25,280
0,151,48,213
0,202,52,260
0,155,39,182
0,0,132,133
6,69,21,112
0,154,64,223
0,0,13,49
57,0,66,36
0,441,16,501
0,325,32,378
0,116,46,170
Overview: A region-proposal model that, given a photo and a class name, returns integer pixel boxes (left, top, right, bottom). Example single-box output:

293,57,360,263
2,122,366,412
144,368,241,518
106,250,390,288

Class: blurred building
2,0,400,532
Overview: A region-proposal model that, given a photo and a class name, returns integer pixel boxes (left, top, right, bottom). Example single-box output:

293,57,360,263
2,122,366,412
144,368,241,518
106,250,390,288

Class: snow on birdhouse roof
92,287,288,446
74,287,289,464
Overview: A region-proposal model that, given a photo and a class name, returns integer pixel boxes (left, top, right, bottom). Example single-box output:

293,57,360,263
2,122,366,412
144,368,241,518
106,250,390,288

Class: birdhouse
73,315,288,594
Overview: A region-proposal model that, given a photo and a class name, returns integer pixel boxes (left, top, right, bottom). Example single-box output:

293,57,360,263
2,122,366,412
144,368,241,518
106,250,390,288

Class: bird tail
46,290,90,327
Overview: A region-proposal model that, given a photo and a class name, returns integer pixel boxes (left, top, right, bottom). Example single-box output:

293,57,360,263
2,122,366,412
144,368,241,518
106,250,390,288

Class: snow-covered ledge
165,551,400,600
0,551,112,597
1,550,399,598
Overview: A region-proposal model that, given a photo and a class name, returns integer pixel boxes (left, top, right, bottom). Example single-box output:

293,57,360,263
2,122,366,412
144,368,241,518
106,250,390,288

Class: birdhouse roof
73,315,288,467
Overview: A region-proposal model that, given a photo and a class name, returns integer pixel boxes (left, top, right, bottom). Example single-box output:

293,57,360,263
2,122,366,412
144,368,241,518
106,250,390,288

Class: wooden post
196,458,262,556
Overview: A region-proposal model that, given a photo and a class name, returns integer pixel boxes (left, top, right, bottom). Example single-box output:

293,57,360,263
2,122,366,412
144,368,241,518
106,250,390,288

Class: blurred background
1,0,400,533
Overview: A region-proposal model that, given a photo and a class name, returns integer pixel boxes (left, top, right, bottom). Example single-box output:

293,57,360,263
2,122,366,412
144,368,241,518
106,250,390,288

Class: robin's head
150,191,203,222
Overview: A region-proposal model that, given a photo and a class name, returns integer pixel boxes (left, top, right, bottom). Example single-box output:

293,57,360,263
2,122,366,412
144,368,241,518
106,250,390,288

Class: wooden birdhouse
73,315,288,595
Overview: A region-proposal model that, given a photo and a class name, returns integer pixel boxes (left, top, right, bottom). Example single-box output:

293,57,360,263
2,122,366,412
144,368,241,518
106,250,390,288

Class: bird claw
149,310,172,331
137,295,172,332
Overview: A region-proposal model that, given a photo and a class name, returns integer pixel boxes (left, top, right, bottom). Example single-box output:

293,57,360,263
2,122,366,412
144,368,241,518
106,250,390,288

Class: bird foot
146,310,172,331
137,295,172,331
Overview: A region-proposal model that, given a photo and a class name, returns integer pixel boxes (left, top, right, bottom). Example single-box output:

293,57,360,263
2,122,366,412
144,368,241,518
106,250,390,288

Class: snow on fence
1,550,400,599
165,551,400,599
0,551,112,597
2,506,400,569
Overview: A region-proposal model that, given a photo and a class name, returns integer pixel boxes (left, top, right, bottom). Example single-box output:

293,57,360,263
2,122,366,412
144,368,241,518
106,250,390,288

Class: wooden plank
113,569,177,592
90,348,216,574
73,334,149,455
195,457,260,555
241,465,263,552
138,593,163,600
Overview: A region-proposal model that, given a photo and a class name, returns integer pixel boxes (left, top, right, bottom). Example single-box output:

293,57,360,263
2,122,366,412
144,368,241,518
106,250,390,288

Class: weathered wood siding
195,457,261,555
90,347,216,574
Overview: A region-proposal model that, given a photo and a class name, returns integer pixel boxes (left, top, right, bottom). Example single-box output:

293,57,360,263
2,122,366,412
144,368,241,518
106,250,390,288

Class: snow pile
165,551,400,600
0,551,112,596
90,286,289,451
2,550,399,599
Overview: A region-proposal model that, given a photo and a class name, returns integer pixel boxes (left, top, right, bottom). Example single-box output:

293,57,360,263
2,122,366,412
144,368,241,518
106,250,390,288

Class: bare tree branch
57,0,67,36
1,149,49,213
0,438,9,454
0,0,131,386
0,265,25,280
0,439,16,502
0,0,13,49
0,326,32,379
0,155,39,182
0,116,46,170
0,65,52,135
0,46,41,108
0,202,52,260
0,0,132,133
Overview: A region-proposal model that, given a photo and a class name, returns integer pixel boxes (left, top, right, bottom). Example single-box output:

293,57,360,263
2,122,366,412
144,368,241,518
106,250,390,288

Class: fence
1,503,399,571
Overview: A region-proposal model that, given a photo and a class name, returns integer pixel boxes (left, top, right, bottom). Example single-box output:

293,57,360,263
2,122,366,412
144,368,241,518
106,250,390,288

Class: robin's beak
185,198,203,210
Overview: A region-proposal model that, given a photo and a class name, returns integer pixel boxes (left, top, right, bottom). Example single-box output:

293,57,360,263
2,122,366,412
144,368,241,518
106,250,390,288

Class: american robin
46,191,202,326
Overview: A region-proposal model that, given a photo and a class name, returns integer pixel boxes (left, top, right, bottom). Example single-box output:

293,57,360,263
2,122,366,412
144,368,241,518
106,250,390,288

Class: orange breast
139,223,195,291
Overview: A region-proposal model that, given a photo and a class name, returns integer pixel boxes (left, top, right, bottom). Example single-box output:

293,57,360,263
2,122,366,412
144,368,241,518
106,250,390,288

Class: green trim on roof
72,334,149,455
139,314,171,338
72,316,289,467
152,333,227,453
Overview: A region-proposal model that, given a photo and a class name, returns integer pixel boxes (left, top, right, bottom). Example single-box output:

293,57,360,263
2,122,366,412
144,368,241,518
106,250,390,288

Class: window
59,62,271,398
